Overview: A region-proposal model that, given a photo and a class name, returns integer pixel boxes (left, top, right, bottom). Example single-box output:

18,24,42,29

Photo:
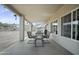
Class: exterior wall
50,5,79,22
50,5,79,54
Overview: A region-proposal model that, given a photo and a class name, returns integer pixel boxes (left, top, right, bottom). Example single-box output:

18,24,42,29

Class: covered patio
0,4,79,55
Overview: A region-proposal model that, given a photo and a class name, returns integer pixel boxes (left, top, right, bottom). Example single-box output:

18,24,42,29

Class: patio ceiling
10,4,63,24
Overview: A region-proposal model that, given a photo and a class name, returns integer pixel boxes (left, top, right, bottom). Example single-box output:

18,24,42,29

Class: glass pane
61,13,71,38
73,24,76,39
72,11,76,39
77,9,79,21
77,23,79,40
73,11,76,21
77,9,79,40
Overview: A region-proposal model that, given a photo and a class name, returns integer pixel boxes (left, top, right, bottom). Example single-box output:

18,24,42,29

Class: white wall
51,18,79,54
51,5,79,54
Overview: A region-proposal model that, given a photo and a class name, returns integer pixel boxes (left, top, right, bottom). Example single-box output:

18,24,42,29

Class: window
61,13,71,38
72,9,79,40
52,20,58,34
72,11,77,39
77,9,79,40
61,8,79,41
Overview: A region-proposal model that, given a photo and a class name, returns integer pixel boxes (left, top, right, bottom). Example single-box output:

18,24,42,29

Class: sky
0,4,19,24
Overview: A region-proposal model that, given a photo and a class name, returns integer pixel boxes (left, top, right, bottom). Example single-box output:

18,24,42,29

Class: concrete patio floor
0,37,72,55
0,31,19,52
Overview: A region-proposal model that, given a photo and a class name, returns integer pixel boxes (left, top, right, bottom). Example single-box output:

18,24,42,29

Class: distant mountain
0,22,20,31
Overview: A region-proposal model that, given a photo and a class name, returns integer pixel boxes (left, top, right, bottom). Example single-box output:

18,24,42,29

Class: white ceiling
11,4,63,24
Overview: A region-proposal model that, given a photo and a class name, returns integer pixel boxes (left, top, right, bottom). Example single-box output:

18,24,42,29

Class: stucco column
20,16,25,41
50,22,52,33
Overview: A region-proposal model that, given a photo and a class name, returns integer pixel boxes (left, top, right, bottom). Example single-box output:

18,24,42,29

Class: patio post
20,16,25,41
